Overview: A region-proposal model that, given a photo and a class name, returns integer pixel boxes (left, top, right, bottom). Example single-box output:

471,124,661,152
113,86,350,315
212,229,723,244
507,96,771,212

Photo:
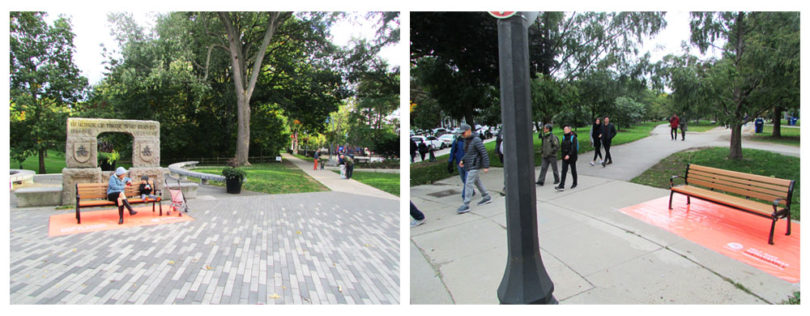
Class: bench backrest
685,164,794,207
76,180,156,200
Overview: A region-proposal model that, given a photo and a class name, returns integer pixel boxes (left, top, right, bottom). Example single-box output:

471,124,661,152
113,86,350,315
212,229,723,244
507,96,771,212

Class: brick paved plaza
10,189,399,304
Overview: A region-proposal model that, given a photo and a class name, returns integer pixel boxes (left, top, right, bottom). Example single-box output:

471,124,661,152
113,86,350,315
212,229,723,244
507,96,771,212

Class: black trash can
226,178,242,194
755,118,764,133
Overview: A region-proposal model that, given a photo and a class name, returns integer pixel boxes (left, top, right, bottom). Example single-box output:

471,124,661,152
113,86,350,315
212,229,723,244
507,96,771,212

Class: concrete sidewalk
283,153,398,201
410,168,799,304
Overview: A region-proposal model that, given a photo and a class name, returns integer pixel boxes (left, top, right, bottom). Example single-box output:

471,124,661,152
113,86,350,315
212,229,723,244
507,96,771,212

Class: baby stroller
164,175,189,216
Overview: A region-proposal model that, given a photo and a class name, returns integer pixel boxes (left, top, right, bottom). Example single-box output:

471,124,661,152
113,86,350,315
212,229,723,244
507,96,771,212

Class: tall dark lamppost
493,11,557,304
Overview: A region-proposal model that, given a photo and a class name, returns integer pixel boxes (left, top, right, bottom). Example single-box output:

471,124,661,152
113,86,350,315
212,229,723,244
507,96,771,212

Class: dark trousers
537,156,559,184
603,142,613,163
681,126,686,140
420,152,426,161
559,158,577,186
671,127,678,140
592,141,602,161
346,165,354,179
410,201,425,220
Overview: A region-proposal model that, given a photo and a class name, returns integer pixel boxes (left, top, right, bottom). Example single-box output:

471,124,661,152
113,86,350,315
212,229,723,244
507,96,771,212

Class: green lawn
685,120,720,132
293,154,314,162
780,119,800,127
193,162,328,194
333,170,399,196
10,149,66,174
749,125,800,147
411,121,664,186
631,147,800,220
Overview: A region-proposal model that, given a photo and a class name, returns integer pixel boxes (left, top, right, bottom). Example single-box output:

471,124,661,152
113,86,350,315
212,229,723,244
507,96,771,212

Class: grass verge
631,147,800,220
684,120,720,132
749,125,800,147
411,121,664,186
193,161,328,194
333,170,399,196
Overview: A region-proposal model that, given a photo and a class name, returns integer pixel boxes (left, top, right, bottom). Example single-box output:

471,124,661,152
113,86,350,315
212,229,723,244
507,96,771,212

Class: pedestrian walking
536,124,560,186
669,114,680,141
457,124,491,214
418,141,428,162
313,150,320,170
428,145,436,161
410,201,426,227
589,117,604,166
555,125,578,191
495,130,504,163
410,139,417,163
448,133,471,200
679,117,687,141
602,116,617,167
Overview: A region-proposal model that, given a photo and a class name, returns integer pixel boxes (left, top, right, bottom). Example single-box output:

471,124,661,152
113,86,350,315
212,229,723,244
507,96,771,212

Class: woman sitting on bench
108,167,138,224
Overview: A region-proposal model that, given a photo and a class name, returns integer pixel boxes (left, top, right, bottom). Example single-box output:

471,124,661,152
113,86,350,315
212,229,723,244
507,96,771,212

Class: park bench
75,181,163,224
669,164,795,245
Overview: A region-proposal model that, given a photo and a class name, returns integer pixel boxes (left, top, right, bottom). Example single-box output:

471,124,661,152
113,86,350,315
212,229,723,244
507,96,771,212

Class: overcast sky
44,11,401,85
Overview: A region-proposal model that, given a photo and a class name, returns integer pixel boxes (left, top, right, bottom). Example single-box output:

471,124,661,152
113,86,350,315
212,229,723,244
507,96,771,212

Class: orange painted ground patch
49,205,193,237
619,195,799,283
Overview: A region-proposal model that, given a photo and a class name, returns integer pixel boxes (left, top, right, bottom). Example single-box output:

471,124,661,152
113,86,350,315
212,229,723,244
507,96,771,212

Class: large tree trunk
38,148,46,174
728,123,743,160
772,106,782,137
464,106,475,126
235,92,251,165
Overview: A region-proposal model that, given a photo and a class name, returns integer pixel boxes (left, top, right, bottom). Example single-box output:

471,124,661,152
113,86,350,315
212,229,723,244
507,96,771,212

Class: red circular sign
489,11,517,19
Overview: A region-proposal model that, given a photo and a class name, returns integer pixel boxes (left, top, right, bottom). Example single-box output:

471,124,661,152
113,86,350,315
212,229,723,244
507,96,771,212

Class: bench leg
152,201,156,214
786,211,792,236
687,196,690,205
768,217,777,245
668,191,674,209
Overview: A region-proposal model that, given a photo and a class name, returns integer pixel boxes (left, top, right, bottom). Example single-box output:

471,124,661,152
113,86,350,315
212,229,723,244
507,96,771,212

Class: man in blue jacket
448,131,471,200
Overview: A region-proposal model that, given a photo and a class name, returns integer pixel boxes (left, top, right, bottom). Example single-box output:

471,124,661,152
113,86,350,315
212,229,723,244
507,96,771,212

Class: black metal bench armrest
670,175,685,188
773,198,785,207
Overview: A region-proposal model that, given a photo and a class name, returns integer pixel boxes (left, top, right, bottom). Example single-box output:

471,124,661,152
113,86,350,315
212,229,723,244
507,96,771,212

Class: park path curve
575,123,799,181
283,153,398,201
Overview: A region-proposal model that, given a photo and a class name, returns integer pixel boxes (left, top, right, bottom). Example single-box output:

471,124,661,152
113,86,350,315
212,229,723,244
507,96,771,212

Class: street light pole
495,12,557,305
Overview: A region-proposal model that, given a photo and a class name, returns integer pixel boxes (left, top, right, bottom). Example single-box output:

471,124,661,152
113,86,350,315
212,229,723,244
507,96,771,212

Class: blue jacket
107,174,132,194
448,137,465,164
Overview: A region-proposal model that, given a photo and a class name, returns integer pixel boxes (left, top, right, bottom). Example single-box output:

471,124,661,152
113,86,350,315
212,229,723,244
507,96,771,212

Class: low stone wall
9,169,35,184
168,161,226,184
15,186,62,207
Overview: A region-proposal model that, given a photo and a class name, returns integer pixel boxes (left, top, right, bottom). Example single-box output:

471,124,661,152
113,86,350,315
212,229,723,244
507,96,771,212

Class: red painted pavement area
49,205,193,237
619,194,799,283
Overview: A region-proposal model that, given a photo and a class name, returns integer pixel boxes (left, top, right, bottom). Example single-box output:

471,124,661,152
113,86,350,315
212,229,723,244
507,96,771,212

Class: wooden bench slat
688,173,789,201
672,185,775,216
689,164,792,186
689,169,790,194
688,178,787,205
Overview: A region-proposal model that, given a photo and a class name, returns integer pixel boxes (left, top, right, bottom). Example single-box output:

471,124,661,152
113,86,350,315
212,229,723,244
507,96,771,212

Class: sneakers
477,196,492,206
411,218,426,228
554,185,564,191
457,205,470,214
536,181,544,186
571,183,577,189
589,161,595,166
602,161,606,168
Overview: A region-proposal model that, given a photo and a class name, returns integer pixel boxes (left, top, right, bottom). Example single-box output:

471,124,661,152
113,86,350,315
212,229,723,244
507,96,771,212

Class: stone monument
62,118,162,204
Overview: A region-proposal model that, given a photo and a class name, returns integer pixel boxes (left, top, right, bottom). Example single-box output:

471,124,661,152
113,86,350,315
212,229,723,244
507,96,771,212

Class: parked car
432,127,448,137
411,136,442,150
438,134,456,147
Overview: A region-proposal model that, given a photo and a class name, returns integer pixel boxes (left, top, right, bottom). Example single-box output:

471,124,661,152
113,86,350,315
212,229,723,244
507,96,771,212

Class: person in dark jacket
448,133,471,200
313,150,320,170
495,130,504,163
602,116,617,167
536,124,560,186
589,117,604,166
457,124,491,214
418,141,428,161
410,139,417,163
679,116,687,141
555,125,578,191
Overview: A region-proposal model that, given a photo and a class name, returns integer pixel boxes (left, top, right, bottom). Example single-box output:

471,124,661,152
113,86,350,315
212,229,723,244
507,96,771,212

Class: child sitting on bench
139,175,157,201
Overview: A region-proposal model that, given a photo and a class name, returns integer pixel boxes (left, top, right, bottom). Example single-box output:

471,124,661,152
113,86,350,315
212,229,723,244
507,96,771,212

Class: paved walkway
411,125,800,304
11,176,399,304
283,153,398,201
